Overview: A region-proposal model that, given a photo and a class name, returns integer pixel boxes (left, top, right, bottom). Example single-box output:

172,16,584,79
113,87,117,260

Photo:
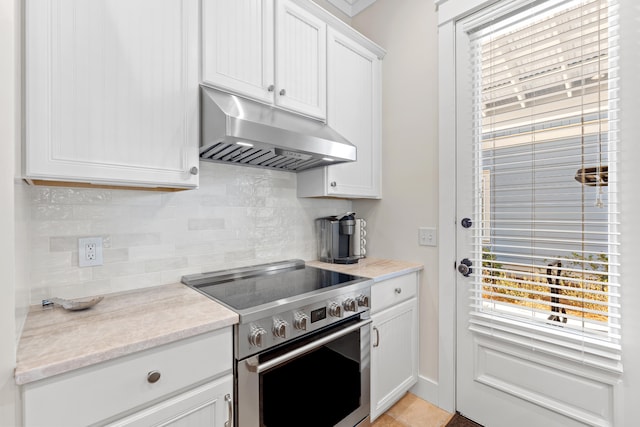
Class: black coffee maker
316,212,365,264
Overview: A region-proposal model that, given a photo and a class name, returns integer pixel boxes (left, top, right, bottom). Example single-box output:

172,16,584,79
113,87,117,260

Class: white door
454,1,621,426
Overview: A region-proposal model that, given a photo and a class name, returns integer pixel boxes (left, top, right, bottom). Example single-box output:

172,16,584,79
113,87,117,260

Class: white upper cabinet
297,28,382,198
201,0,275,104
201,0,327,120
275,0,327,119
25,0,200,189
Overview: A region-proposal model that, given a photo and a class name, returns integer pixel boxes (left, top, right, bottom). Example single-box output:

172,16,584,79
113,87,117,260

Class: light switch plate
418,227,437,247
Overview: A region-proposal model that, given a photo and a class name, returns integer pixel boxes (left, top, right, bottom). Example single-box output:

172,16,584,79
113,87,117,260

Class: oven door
236,316,371,427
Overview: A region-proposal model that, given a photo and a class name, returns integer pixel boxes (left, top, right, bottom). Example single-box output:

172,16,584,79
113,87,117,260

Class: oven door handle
245,318,372,374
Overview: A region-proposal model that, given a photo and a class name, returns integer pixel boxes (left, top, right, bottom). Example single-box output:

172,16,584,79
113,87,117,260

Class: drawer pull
373,326,380,347
395,288,402,294
147,370,161,384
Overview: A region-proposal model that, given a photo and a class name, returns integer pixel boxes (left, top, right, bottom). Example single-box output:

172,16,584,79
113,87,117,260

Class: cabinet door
296,29,382,199
370,298,419,421
107,375,233,427
25,0,199,189
327,29,382,198
275,0,326,119
202,0,275,104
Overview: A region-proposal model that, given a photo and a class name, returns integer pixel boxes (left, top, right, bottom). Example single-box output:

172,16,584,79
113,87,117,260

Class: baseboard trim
410,375,440,406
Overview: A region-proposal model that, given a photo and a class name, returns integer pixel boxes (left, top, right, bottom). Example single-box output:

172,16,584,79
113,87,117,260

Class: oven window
260,329,361,427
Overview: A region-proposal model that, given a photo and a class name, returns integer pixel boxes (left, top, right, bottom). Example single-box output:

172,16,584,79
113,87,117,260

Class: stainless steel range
181,259,373,427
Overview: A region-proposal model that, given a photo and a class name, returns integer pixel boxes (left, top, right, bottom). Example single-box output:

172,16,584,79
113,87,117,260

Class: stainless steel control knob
328,303,342,317
248,326,267,347
293,312,310,330
272,319,288,338
343,298,357,312
356,294,369,308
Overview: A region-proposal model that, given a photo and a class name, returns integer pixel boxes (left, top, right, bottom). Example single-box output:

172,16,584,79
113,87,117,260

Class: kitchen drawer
23,327,232,427
371,273,418,313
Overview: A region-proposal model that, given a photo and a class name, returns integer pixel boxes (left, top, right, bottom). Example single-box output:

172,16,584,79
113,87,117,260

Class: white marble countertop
15,283,238,385
306,257,423,281
16,258,420,385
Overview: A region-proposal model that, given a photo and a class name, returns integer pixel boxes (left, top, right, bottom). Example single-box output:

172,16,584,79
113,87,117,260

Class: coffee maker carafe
316,213,366,264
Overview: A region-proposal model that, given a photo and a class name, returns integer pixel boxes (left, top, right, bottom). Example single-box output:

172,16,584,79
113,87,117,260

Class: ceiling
327,0,378,17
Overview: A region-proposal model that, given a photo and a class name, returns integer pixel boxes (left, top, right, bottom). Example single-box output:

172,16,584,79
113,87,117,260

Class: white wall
618,0,640,423
1,0,19,424
349,0,440,397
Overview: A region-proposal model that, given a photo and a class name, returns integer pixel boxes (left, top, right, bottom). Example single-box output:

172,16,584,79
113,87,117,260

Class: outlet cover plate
79,237,104,267
418,227,437,247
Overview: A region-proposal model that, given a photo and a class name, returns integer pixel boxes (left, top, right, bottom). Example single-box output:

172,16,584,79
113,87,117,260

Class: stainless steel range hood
200,87,356,172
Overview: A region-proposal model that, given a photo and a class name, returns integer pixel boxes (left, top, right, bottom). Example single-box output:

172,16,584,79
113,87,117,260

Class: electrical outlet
79,237,104,267
418,227,437,247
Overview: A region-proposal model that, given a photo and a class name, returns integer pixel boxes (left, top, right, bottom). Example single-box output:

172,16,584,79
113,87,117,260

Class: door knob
458,258,473,277
461,217,473,228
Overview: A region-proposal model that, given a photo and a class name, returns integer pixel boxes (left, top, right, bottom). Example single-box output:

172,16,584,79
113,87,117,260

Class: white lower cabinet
370,273,419,421
106,375,232,427
22,328,232,427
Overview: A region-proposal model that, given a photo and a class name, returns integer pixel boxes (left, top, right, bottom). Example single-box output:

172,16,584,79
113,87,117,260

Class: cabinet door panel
275,0,326,119
296,29,381,199
371,298,419,421
327,30,381,198
107,375,233,427
26,0,199,188
202,0,274,103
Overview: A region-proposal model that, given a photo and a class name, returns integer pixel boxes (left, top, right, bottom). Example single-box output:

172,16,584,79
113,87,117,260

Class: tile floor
371,393,453,427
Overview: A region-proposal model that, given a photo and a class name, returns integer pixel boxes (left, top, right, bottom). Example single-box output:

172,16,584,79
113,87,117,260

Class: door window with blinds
468,0,620,370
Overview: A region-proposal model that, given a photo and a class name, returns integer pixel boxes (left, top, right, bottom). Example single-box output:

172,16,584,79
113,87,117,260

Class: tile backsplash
25,162,351,304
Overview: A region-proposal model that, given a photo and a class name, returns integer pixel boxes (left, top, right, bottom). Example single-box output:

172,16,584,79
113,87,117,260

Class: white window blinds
468,0,621,371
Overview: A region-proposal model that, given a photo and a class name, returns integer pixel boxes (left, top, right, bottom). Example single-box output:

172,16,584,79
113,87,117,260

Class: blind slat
468,0,620,369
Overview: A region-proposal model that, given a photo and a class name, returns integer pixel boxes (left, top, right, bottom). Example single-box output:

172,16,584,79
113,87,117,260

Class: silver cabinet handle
279,89,286,96
267,84,275,92
190,166,199,175
147,370,161,384
373,326,380,348
224,394,233,427
245,318,372,373
395,288,402,294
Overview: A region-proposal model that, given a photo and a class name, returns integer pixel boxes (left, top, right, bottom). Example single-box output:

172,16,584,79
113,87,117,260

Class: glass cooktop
185,263,363,311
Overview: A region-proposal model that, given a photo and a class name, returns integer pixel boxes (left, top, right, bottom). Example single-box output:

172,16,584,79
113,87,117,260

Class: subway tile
129,244,176,262
188,218,225,231
103,248,129,264
33,205,74,221
92,262,146,280
50,188,112,204
109,273,164,293
110,233,163,248
33,220,93,236
144,257,189,273
160,267,198,285
31,187,51,203
30,267,94,288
